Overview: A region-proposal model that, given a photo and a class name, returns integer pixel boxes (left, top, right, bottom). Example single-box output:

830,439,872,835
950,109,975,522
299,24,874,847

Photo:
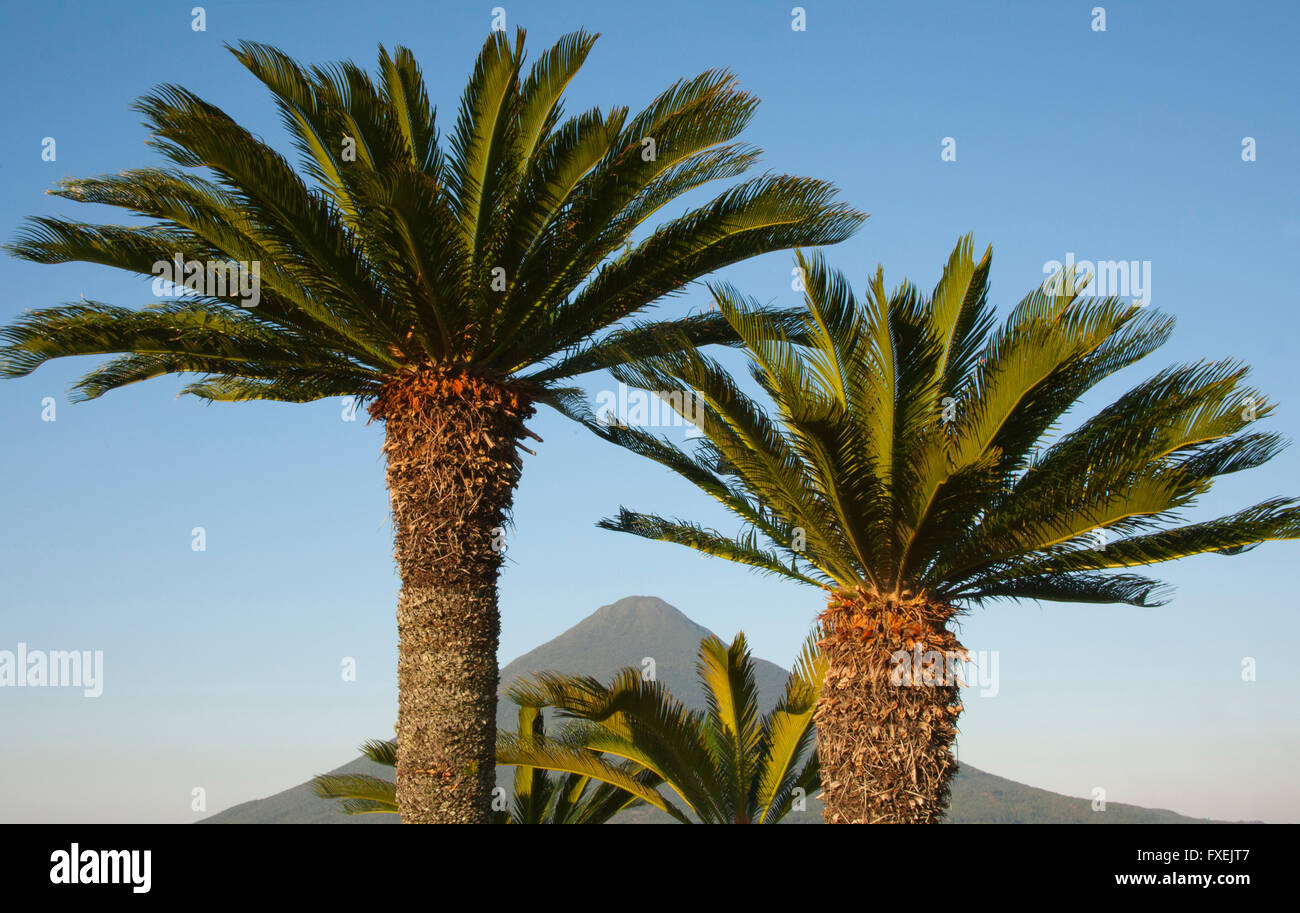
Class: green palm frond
598,508,825,586
530,175,863,365
959,571,1173,607
928,236,996,397
696,634,763,821
311,774,398,815
497,732,692,823
605,343,858,583
360,739,397,766
0,301,370,388
754,632,824,823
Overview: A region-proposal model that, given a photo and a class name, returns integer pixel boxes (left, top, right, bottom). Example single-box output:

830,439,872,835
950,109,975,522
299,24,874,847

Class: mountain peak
500,595,715,689
588,595,711,633
496,595,782,727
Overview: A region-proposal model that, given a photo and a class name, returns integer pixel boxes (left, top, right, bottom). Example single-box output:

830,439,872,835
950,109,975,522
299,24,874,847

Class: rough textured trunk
815,589,966,823
370,367,534,824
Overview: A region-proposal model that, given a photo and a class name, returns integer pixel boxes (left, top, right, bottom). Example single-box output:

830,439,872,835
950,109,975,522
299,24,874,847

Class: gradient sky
2,0,1297,823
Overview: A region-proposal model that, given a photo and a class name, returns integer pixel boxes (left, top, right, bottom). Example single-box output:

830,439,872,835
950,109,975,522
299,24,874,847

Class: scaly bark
815,589,966,823
371,367,534,824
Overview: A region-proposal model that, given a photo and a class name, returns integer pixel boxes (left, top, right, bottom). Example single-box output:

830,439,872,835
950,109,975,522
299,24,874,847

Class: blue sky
1,0,1297,822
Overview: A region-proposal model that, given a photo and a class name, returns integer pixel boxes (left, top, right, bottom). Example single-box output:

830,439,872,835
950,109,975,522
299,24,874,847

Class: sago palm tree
314,702,659,824
570,236,1300,823
0,30,863,822
498,632,825,823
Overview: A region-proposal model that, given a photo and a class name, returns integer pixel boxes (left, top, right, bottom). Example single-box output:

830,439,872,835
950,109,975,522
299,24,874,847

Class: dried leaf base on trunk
371,367,534,824
815,590,966,824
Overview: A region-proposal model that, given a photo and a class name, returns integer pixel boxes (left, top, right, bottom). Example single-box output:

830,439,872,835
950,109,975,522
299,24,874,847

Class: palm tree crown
0,29,861,407
582,237,1300,607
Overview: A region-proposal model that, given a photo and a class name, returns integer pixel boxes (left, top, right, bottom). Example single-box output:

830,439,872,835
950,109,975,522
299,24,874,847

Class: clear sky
1,0,1297,823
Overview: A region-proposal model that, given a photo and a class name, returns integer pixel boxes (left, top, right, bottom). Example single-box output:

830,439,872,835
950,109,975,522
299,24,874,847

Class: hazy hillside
202,595,1215,824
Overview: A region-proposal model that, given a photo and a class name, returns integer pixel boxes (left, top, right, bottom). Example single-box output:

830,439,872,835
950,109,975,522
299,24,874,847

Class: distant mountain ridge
202,595,1217,824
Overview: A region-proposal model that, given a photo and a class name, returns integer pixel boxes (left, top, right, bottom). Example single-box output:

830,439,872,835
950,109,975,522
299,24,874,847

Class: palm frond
496,732,692,823
311,774,398,815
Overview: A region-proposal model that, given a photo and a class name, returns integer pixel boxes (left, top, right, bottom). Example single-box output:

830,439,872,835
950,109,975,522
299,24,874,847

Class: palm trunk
815,590,965,824
371,368,534,824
